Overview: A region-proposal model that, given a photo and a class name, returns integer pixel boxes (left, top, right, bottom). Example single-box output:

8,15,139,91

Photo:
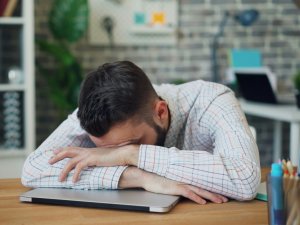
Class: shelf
0,149,27,158
0,17,24,25
0,84,26,91
0,0,35,178
130,26,176,35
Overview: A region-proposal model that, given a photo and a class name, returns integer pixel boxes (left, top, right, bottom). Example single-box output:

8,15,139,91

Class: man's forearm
122,145,139,166
118,167,145,188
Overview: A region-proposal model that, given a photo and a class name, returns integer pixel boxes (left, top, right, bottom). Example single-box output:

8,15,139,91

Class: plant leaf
49,0,89,42
294,71,300,91
36,39,75,67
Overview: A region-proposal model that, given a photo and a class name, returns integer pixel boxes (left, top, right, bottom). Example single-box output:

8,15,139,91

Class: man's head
77,61,169,147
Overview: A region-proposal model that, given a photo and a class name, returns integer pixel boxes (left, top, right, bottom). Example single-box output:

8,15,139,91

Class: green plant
171,79,187,85
293,71,300,92
36,0,89,115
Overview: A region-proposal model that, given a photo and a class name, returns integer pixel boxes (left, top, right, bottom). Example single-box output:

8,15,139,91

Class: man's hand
119,167,228,205
48,145,139,182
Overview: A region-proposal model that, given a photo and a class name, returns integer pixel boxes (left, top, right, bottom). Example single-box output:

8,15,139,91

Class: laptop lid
20,188,180,213
235,72,278,104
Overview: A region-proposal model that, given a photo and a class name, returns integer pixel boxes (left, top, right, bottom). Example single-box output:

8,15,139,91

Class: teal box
134,12,146,25
230,49,262,68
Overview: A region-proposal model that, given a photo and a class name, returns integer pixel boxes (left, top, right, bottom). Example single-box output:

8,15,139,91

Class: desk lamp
211,9,259,83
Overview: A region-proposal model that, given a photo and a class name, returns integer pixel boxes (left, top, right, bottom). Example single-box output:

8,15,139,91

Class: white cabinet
0,0,35,178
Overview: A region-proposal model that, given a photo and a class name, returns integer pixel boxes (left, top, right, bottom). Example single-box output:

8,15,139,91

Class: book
255,181,267,201
3,0,18,17
0,0,9,16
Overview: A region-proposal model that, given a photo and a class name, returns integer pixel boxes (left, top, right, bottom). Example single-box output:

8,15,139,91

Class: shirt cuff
90,166,128,189
138,145,170,177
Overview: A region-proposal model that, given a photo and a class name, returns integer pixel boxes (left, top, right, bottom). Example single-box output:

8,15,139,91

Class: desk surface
239,99,300,122
0,169,269,225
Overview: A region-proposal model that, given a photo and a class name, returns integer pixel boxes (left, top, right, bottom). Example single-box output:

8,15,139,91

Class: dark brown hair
77,61,157,137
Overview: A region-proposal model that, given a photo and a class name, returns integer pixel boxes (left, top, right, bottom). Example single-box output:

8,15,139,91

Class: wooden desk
0,169,269,225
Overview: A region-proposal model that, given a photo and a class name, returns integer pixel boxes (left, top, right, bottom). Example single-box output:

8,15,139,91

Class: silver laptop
20,188,180,213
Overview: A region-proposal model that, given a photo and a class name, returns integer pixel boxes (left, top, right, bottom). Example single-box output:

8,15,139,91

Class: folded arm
21,109,127,189
136,91,261,200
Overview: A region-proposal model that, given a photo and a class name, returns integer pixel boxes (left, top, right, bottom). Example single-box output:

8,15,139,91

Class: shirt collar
160,92,187,148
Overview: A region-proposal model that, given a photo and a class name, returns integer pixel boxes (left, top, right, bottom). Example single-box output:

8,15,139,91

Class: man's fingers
180,187,206,204
218,194,229,203
181,185,227,204
188,185,226,203
53,147,63,154
72,161,87,183
59,157,83,181
50,147,98,182
49,148,80,164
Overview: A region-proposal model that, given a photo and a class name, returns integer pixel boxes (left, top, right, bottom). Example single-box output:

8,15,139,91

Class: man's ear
153,100,169,127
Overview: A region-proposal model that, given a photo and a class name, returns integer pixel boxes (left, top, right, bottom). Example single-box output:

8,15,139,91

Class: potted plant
293,70,300,108
36,0,89,117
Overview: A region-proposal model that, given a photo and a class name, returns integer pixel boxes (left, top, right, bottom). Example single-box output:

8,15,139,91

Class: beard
151,122,167,147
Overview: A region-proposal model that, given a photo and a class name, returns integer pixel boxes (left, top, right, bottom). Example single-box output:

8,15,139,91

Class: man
22,61,260,204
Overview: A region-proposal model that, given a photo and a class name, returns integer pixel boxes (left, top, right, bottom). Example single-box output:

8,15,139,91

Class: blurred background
0,0,300,178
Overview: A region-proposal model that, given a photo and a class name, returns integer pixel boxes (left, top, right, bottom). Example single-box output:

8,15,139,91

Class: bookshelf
0,17,24,24
0,0,35,178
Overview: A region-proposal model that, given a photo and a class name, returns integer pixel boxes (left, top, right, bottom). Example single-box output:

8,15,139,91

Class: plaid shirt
22,80,261,200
